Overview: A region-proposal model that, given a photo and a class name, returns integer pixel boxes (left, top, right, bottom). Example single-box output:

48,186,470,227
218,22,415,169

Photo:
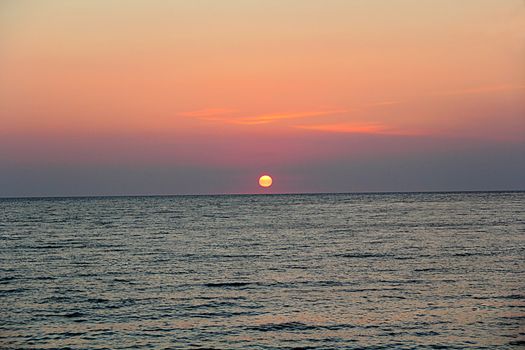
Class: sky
0,0,524,196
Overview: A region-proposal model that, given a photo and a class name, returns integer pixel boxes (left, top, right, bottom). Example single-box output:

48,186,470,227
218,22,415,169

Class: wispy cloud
184,108,347,125
295,123,423,136
232,109,347,125
295,123,386,134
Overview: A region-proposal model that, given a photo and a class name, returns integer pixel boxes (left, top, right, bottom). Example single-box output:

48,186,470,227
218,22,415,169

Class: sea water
0,192,523,349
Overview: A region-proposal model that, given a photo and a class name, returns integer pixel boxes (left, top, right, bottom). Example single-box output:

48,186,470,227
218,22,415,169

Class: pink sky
0,0,524,196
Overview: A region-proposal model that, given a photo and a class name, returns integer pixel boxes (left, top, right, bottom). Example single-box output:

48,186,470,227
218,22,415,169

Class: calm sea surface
0,192,524,349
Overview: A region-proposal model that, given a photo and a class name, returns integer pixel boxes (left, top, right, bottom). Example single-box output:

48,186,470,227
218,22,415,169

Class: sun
258,175,272,188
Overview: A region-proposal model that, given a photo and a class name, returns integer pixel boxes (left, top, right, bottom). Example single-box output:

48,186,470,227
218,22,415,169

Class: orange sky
0,0,524,195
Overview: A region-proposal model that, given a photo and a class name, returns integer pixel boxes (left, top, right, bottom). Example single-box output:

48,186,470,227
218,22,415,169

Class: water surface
1,192,524,349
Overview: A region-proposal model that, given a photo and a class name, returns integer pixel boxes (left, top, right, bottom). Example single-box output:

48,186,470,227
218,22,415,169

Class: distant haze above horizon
1,0,524,197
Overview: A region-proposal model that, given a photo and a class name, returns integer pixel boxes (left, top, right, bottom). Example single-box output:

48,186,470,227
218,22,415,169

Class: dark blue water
1,192,524,349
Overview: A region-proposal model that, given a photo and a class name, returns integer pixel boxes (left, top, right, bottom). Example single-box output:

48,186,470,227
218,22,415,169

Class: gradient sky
1,0,524,196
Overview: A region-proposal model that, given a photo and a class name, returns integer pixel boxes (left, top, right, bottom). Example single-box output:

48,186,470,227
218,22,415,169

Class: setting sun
0,2,523,349
258,175,273,188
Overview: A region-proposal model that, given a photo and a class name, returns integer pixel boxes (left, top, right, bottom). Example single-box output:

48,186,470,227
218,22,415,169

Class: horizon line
1,189,524,200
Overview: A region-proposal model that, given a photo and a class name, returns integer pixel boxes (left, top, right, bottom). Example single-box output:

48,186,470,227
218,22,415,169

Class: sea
0,192,523,349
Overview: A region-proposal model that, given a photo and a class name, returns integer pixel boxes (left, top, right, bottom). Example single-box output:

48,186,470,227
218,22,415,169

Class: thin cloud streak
296,123,385,134
295,123,423,136
233,109,347,125
189,109,348,125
